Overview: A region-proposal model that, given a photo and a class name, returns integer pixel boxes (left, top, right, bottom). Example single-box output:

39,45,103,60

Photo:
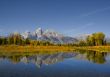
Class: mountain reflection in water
0,51,108,67
0,51,110,77
0,52,77,67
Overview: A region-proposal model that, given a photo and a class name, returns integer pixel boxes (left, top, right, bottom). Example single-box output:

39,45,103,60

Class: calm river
0,50,110,77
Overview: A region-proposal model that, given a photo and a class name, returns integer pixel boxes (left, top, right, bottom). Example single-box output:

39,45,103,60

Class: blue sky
0,0,110,36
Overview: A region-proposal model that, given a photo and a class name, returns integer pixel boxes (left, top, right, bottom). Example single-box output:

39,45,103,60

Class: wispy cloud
65,22,94,33
63,22,94,36
0,29,3,32
82,6,110,17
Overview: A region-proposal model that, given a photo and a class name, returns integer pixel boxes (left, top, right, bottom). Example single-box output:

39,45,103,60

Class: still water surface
0,50,110,77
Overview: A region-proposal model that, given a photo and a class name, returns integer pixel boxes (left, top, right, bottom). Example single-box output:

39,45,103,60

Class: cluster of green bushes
78,32,106,46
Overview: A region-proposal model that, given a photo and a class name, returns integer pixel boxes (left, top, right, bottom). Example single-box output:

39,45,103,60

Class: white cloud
82,6,110,17
0,29,3,32
61,22,95,37
64,22,94,34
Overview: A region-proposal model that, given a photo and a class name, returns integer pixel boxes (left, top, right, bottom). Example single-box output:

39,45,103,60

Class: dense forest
0,32,109,46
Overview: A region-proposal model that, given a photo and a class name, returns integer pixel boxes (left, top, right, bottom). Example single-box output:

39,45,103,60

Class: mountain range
1,27,110,44
21,28,78,44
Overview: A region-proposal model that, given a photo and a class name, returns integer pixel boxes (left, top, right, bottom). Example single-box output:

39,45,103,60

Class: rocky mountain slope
22,28,78,44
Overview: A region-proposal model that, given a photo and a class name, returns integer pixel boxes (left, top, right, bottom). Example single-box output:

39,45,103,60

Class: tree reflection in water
82,51,107,64
0,50,108,68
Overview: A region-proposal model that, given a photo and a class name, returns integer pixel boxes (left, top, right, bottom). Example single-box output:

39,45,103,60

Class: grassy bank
0,45,75,52
0,45,110,52
74,46,110,52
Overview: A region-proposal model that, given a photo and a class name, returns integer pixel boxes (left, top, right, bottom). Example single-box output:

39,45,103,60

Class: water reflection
0,50,109,67
0,52,77,68
77,50,107,64
0,51,110,77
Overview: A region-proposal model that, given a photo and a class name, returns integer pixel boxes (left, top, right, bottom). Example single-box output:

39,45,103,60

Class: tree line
0,33,54,46
0,32,109,46
78,32,107,46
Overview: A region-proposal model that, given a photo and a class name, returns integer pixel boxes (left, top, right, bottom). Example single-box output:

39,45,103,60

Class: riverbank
0,45,75,52
74,46,110,52
0,45,110,52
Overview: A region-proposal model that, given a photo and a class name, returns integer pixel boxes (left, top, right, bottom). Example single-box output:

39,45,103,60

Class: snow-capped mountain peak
43,29,63,37
22,31,31,39
35,27,43,38
21,28,78,44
